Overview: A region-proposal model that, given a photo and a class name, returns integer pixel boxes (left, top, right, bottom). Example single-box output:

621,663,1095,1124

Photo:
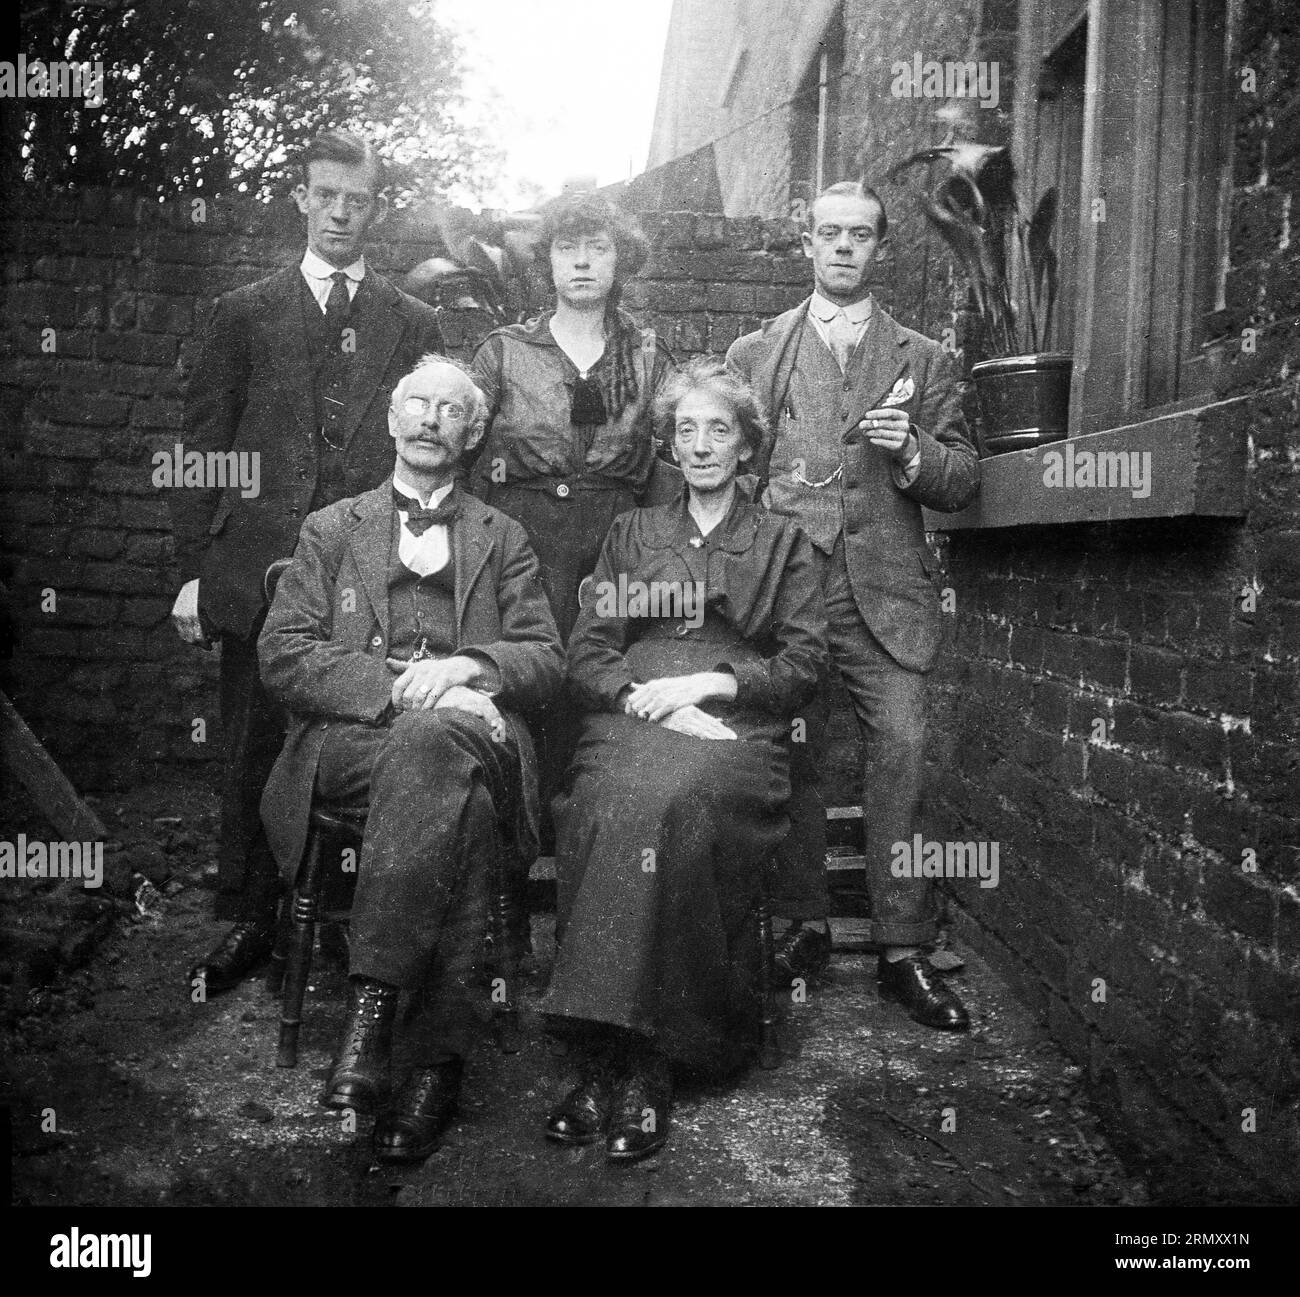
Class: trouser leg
768,686,831,918
342,709,518,1005
401,834,492,1065
214,626,285,923
822,548,936,947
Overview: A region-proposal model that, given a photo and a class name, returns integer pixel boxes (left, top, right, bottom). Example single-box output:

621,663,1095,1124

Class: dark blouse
468,311,675,494
566,490,828,744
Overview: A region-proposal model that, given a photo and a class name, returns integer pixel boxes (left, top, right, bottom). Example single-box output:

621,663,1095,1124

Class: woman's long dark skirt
543,712,792,1074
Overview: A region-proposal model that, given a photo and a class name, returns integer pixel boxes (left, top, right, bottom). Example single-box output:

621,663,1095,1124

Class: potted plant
889,142,1069,456
403,205,543,326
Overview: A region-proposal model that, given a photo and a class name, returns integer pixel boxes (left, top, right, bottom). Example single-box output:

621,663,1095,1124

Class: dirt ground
4,777,1149,1208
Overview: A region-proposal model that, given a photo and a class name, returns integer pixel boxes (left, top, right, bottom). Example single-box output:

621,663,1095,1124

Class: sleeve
461,334,506,490
170,293,249,580
469,333,505,416
715,524,828,716
257,511,395,723
563,515,640,712
457,517,565,713
898,345,980,513
724,333,753,383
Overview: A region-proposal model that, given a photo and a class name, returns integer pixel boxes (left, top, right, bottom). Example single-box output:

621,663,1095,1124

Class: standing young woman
467,193,676,644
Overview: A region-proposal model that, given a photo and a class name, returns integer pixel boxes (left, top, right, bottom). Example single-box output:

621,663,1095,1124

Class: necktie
394,489,459,537
832,310,863,376
826,308,857,372
324,271,350,340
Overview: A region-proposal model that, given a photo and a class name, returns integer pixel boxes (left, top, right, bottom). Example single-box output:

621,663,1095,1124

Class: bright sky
434,0,675,209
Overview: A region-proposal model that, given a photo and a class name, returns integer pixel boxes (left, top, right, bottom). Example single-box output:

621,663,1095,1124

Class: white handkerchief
882,374,915,407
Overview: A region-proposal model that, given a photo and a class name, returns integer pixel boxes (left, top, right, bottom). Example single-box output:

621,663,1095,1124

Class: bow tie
394,489,458,537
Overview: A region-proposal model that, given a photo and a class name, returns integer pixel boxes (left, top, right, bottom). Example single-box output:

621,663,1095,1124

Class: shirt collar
809,290,872,325
393,474,454,512
301,248,366,283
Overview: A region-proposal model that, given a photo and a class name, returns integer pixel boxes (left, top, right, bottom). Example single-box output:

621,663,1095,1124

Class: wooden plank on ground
0,690,108,841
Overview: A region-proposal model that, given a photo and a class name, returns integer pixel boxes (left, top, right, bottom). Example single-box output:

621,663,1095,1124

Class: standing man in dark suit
169,130,446,994
727,180,980,1030
259,356,562,1161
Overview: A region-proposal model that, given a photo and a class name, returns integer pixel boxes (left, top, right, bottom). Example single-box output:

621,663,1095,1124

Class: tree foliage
13,0,496,202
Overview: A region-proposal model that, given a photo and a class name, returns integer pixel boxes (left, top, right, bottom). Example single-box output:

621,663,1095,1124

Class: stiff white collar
809,290,873,325
300,248,366,283
393,474,454,511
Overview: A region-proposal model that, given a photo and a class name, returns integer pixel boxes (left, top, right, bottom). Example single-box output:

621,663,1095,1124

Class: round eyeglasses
397,396,468,422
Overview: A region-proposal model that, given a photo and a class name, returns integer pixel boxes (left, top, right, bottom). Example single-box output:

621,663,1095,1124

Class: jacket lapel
260,266,315,438
844,303,910,431
754,301,808,422
346,480,395,640
750,300,809,479
338,273,404,452
453,489,493,640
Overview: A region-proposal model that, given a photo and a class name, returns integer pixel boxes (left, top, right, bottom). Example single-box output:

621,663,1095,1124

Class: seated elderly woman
541,356,828,1162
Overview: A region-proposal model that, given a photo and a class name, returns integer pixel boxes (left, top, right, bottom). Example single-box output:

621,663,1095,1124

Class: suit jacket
726,297,979,672
171,264,446,640
257,480,564,877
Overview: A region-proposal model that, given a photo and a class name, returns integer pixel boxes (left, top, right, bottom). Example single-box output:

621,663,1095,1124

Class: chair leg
488,845,522,1055
264,897,294,996
277,829,325,1068
757,879,781,1070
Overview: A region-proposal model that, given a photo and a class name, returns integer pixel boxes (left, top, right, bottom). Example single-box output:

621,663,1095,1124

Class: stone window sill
923,396,1251,531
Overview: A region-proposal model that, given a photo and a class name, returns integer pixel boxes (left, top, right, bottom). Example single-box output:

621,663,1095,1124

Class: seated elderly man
258,354,563,1163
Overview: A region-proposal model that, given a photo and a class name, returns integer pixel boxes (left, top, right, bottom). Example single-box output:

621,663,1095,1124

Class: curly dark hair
653,355,769,457
535,192,650,287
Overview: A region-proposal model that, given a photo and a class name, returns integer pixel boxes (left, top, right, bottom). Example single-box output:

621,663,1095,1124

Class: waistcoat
763,316,867,553
385,519,458,663
299,274,351,510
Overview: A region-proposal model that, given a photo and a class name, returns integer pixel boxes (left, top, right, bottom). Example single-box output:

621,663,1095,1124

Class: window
1029,23,1086,353
789,8,845,215
1016,0,1232,436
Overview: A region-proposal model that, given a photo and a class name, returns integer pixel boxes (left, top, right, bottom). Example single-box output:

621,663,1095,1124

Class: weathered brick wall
924,1,1300,1202
0,199,810,790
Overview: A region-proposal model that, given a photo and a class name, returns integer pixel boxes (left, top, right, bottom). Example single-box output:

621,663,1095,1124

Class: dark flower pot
970,352,1072,456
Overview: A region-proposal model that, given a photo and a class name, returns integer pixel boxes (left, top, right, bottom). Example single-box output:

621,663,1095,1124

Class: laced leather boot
606,1047,672,1163
321,977,399,1112
545,1060,617,1146
372,1058,464,1164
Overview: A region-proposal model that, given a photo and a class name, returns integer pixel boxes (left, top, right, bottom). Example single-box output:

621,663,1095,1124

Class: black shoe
606,1053,672,1163
772,922,832,983
372,1059,463,1164
877,954,970,1031
545,1066,615,1146
188,917,277,995
321,977,399,1112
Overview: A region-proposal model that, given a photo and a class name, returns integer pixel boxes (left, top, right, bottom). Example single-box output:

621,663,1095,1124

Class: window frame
1013,0,1235,439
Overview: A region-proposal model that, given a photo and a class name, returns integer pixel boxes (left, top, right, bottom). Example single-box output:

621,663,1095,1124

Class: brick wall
923,1,1300,1203
0,198,810,790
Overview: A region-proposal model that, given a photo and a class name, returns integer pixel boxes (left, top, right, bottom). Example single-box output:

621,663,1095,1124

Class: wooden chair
756,876,781,1069
260,559,528,1069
